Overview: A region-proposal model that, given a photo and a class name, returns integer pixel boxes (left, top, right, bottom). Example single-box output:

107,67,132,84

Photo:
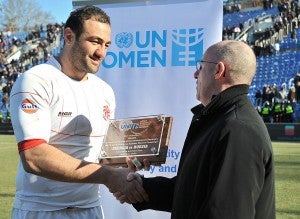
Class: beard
70,41,101,74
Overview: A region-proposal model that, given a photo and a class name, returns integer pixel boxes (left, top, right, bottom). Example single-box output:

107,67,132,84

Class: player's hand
113,172,146,204
104,166,148,203
113,191,128,204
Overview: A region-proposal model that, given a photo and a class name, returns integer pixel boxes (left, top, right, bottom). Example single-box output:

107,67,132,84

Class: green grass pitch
0,134,299,218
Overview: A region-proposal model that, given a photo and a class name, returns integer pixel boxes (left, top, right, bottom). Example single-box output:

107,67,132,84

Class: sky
36,0,74,23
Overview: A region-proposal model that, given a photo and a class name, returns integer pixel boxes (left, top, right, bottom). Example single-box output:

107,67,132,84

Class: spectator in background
288,86,296,104
0,92,9,122
2,81,12,95
274,42,280,54
263,0,269,10
239,22,244,32
294,72,300,103
278,82,288,101
255,89,263,106
270,84,278,105
282,100,294,122
291,28,298,42
0,75,6,88
262,101,272,122
233,25,241,38
262,85,275,105
272,100,283,122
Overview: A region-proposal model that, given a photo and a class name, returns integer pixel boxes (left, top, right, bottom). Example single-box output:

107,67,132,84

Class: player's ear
64,27,75,44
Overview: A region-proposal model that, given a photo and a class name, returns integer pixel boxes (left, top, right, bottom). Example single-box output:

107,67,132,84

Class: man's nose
194,70,199,79
95,46,107,59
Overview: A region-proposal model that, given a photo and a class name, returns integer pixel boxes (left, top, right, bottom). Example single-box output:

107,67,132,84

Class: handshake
103,157,150,204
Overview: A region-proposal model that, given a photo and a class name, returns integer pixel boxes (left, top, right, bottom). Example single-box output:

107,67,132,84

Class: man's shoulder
225,100,265,130
88,74,114,91
23,63,60,76
13,64,63,90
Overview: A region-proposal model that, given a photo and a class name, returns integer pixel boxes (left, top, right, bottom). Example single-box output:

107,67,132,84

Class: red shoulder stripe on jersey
18,139,47,152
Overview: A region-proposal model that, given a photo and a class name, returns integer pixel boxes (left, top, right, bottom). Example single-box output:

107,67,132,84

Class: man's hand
126,157,151,171
113,172,145,204
102,166,149,203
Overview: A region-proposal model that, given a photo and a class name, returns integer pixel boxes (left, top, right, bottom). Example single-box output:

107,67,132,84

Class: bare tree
0,0,55,32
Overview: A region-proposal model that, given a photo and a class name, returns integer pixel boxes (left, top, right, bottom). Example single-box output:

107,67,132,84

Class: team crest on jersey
21,99,38,114
103,105,111,120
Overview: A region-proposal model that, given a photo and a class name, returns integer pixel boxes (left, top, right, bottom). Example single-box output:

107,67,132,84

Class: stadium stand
0,23,63,126
0,0,299,131
223,0,300,123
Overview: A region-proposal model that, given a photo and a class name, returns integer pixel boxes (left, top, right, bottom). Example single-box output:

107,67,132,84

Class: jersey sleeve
10,71,52,146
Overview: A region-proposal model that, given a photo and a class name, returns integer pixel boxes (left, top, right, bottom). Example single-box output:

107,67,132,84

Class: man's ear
64,28,74,44
215,62,226,79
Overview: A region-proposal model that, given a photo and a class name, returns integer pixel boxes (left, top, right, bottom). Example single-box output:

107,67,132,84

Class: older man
117,40,276,219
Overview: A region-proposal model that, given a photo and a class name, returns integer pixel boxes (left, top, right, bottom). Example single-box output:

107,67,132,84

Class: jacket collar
191,84,250,116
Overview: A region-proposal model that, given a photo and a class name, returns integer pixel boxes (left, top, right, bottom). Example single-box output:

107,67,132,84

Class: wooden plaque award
99,115,173,167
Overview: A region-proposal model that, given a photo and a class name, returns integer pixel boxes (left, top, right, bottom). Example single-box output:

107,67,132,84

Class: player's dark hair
65,5,110,39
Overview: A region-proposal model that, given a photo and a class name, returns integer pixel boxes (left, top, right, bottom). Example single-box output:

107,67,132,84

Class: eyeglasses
196,60,218,71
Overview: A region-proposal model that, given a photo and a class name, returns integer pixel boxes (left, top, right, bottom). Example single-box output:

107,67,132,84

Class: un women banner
94,0,223,218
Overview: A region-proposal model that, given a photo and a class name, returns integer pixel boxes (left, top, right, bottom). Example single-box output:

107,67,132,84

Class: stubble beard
71,43,100,74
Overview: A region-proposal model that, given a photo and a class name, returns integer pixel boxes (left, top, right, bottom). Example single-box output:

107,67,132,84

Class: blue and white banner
93,0,223,218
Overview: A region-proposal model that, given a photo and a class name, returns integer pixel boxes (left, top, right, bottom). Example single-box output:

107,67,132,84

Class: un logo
171,28,204,66
115,32,133,48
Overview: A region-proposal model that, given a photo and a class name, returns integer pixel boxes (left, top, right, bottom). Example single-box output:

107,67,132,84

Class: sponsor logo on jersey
103,105,111,120
21,99,38,114
57,112,72,117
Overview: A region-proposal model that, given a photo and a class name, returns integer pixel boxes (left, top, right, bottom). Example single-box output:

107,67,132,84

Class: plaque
99,115,173,167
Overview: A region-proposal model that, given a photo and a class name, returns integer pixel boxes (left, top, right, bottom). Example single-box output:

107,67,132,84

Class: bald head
205,40,257,85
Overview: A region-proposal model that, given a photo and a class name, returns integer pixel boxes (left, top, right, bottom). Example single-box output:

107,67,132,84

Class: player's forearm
20,142,106,184
20,142,149,203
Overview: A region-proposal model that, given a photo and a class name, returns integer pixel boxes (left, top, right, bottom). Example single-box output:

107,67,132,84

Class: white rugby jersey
9,56,115,210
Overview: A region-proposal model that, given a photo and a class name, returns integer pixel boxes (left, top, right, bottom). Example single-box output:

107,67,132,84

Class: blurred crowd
0,23,63,122
255,71,300,123
252,0,299,56
223,0,299,56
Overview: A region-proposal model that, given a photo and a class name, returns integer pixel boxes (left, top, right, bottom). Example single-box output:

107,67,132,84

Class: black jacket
134,84,275,219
